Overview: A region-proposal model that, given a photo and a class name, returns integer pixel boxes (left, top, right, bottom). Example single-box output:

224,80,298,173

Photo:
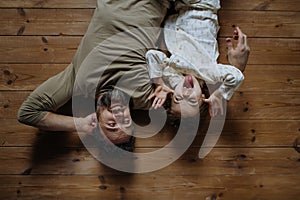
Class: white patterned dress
146,0,244,100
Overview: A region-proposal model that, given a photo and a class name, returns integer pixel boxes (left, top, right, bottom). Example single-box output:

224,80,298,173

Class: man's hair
95,89,131,119
96,89,130,109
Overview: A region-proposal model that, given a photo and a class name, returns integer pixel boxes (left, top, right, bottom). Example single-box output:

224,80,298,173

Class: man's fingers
91,113,97,121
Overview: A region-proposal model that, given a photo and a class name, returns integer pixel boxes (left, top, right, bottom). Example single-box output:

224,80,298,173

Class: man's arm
36,112,97,133
17,64,97,133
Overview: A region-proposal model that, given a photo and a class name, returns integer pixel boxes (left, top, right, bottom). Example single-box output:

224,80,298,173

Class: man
18,0,170,144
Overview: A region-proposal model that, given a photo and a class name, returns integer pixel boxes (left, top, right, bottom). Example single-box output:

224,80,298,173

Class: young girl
146,0,249,118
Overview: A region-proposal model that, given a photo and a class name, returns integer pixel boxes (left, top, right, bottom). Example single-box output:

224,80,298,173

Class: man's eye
108,123,116,127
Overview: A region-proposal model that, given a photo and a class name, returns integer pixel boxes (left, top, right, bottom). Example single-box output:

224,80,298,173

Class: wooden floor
1,0,300,199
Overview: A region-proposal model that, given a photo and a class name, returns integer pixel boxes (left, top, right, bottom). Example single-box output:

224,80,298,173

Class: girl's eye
189,99,198,104
174,96,183,102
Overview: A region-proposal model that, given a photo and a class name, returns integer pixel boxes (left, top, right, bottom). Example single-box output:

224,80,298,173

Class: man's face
171,75,203,118
97,93,133,144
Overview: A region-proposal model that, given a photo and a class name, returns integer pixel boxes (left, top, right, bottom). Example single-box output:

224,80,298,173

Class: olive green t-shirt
18,0,170,125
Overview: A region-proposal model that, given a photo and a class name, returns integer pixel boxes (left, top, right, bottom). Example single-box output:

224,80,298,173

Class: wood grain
2,64,300,92
0,175,299,200
0,36,299,64
0,1,299,199
1,0,299,11
1,9,299,38
1,119,299,148
0,147,299,175
1,91,299,120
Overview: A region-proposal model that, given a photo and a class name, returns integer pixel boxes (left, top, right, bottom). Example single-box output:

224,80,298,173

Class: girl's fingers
244,34,248,47
236,27,245,46
148,93,155,100
204,98,211,104
226,38,234,51
153,98,162,109
220,104,224,115
152,97,158,108
158,98,165,107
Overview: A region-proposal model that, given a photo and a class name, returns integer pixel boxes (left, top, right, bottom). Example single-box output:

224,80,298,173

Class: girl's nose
183,89,191,97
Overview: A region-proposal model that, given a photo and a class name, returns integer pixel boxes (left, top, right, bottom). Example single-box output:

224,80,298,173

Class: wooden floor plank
218,38,300,65
0,36,299,64
1,9,299,38
2,91,299,120
0,64,65,90
0,175,299,200
219,11,300,38
0,0,97,9
1,119,299,148
2,64,300,93
0,1,299,199
0,8,92,36
0,147,299,175
1,0,299,11
222,0,300,11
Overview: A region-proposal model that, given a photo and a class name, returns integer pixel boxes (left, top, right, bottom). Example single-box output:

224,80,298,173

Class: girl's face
171,75,203,118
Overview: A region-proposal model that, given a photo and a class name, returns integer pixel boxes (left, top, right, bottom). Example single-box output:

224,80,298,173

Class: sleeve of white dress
216,64,244,100
145,50,169,79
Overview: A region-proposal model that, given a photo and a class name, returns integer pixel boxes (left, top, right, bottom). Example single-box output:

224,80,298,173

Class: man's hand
203,91,224,118
148,84,174,109
75,112,98,133
226,27,250,72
